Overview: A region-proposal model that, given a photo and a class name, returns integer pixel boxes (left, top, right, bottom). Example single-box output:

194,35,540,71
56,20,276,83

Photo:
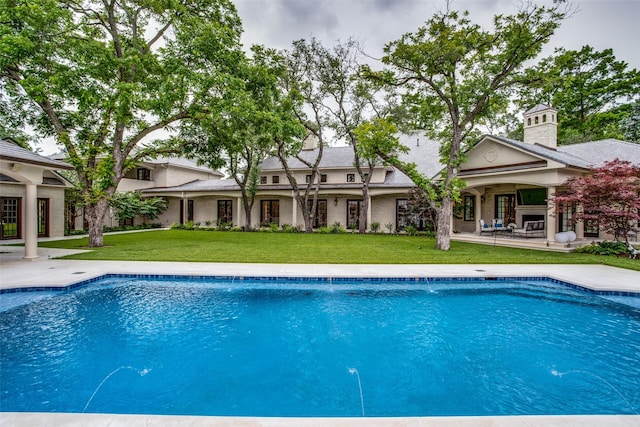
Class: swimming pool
1,275,639,416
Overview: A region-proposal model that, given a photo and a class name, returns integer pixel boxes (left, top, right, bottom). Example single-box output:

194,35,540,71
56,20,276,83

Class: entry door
1,197,21,239
495,194,516,225
38,198,50,237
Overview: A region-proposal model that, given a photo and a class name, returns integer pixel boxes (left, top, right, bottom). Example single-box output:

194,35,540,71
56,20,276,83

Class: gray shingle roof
142,178,241,193
557,139,640,167
524,104,556,115
260,146,357,170
0,138,73,170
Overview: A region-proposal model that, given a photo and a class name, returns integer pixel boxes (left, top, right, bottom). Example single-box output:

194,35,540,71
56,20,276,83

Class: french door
1,197,21,239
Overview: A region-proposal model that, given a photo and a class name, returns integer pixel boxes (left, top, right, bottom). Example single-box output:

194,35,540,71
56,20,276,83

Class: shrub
576,240,627,256
329,222,345,234
385,223,394,234
184,221,194,230
370,222,380,233
281,224,300,233
169,222,184,230
404,225,419,236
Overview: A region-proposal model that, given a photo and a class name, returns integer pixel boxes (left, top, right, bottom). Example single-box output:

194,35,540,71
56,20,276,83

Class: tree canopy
1,0,244,246
517,46,640,144
363,2,568,250
554,159,640,243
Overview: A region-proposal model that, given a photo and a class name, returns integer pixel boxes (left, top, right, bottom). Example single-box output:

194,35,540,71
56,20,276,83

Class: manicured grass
39,229,640,271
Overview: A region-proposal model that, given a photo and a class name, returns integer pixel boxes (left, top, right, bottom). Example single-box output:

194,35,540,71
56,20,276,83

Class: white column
236,197,242,227
366,194,372,231
23,183,39,260
475,194,482,232
291,192,298,227
546,186,556,241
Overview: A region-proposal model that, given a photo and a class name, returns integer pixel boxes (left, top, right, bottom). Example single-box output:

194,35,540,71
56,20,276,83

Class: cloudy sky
234,0,640,69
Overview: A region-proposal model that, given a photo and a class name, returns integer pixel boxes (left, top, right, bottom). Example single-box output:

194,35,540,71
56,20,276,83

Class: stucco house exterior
0,138,73,259
142,105,640,244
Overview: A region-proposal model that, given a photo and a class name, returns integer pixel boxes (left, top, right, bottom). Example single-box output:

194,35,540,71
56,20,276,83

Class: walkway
1,246,639,427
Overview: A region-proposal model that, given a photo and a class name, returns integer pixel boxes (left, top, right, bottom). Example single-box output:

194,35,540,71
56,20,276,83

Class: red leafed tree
555,159,640,243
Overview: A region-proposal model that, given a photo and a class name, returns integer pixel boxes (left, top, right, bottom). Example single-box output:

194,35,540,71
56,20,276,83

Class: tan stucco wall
0,183,66,238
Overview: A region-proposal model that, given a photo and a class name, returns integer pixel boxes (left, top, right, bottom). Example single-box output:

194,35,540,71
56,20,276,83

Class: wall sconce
334,197,338,206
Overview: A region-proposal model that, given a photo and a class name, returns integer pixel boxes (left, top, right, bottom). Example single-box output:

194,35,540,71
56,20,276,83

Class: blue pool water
1,276,639,417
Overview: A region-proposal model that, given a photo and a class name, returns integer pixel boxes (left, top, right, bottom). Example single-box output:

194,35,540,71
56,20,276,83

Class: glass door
1,197,21,239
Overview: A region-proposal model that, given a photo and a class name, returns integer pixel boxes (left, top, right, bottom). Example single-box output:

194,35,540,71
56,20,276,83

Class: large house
0,138,73,259
143,105,640,243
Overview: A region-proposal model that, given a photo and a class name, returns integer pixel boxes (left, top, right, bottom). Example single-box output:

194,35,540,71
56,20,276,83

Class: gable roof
260,146,359,170
0,138,73,170
485,135,592,169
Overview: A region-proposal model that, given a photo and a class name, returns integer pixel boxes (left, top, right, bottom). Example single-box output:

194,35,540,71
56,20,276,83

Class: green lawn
39,229,640,271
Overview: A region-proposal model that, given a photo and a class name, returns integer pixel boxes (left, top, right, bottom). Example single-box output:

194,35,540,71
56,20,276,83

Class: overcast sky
234,0,640,69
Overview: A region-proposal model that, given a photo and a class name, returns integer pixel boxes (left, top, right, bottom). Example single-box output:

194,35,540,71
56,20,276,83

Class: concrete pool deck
1,245,639,427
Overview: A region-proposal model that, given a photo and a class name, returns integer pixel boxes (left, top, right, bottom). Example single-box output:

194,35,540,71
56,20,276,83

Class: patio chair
629,243,640,259
479,219,495,235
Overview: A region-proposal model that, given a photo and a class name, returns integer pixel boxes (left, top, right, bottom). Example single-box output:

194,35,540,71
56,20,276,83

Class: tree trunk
84,199,109,247
435,200,452,250
359,184,369,234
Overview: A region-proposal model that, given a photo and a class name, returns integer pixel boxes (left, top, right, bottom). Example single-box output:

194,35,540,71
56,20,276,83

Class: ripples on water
1,278,639,416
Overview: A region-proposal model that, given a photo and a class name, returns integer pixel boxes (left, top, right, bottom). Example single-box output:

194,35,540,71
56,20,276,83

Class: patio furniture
513,220,545,238
629,243,640,259
479,219,495,235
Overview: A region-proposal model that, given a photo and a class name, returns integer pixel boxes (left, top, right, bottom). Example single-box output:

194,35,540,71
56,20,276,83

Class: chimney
523,104,558,149
302,134,319,150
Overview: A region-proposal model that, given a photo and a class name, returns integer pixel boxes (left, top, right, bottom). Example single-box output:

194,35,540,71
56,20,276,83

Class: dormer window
136,168,151,181
320,174,327,183
272,176,279,184
347,173,355,183
260,176,267,184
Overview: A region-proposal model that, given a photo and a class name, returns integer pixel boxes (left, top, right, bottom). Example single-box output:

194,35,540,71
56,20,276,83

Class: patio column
23,182,39,260
366,194,372,232
291,192,298,227
546,186,556,241
475,194,482,233
235,197,242,228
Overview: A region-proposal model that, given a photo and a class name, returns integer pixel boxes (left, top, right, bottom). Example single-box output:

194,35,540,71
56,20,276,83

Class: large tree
517,46,640,144
363,3,568,250
554,159,640,244
184,46,303,230
0,0,243,246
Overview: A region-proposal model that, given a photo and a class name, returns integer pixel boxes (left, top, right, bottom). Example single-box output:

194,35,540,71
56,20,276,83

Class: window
347,199,363,229
495,194,516,225
396,199,410,231
136,168,151,181
306,174,312,183
535,116,539,124
463,195,475,221
260,176,267,184
346,173,355,183
557,201,576,233
320,174,327,183
180,199,194,224
307,199,327,228
260,200,279,226
217,200,233,224
361,173,369,182
272,175,279,184
38,198,49,237
0,197,21,239
542,114,547,123
527,118,531,126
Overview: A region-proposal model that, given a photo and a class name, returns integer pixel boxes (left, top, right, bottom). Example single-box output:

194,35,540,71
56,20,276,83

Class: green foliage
1,0,245,246
109,192,168,223
370,222,381,233
517,46,640,144
385,223,394,234
576,241,628,256
367,3,567,250
404,225,419,236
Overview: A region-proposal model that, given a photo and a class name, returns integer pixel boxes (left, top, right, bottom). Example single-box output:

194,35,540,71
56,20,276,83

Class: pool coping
1,258,639,426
